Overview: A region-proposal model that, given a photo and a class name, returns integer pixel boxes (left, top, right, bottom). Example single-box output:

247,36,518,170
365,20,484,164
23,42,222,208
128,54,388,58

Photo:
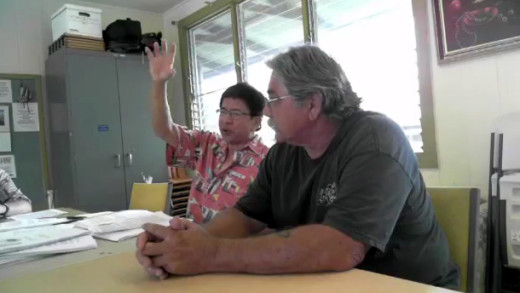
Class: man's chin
220,130,231,137
274,132,286,144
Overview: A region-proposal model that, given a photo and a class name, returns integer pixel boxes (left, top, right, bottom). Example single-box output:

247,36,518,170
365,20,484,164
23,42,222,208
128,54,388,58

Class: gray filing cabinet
45,48,167,212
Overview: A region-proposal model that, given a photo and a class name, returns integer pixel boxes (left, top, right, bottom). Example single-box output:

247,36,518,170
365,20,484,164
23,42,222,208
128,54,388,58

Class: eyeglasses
264,95,291,108
216,108,251,119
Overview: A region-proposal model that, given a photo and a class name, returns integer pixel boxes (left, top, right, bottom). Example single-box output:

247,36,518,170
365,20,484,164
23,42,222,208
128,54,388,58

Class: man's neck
228,135,255,151
302,118,340,159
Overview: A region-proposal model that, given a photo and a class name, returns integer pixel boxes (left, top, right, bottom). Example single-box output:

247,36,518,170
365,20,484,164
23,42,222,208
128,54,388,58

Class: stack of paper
0,225,91,254
74,210,172,242
0,218,70,232
0,234,97,259
0,209,174,266
9,209,67,220
0,210,98,266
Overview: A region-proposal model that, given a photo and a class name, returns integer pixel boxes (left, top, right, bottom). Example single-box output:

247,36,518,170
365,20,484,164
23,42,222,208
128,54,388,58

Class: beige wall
421,0,520,196
0,0,163,186
0,0,163,75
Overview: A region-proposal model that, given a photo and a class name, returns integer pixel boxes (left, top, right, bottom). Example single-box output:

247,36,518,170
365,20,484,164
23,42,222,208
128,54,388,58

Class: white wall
420,0,520,196
0,0,163,187
0,0,164,76
164,0,520,197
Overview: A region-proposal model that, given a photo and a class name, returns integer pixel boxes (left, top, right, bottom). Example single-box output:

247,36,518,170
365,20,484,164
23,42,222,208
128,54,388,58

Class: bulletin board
0,73,48,210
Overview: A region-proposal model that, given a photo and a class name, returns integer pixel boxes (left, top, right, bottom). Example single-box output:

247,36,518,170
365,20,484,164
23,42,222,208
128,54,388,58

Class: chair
129,182,172,213
428,187,480,293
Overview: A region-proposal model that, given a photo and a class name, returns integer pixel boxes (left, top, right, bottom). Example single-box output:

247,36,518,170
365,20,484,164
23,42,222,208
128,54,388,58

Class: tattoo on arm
275,229,292,238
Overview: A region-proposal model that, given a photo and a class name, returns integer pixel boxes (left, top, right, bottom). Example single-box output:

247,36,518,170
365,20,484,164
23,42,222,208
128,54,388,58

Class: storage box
500,173,520,200
48,34,105,56
51,4,102,41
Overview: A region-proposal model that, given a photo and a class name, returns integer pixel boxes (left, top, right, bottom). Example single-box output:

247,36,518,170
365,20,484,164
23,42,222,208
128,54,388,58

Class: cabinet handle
126,152,133,167
114,154,121,168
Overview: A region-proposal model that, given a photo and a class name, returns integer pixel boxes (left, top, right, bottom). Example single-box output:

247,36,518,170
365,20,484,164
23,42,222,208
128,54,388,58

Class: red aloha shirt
166,126,269,224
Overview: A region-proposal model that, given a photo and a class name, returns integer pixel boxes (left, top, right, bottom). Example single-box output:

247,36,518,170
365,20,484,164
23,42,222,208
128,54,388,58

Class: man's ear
253,116,262,131
308,92,323,121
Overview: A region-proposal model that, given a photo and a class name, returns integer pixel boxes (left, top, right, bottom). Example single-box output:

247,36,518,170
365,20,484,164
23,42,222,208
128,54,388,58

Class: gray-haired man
136,45,460,289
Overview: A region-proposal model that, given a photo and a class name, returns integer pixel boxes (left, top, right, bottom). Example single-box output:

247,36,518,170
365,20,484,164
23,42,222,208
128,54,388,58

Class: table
0,236,135,281
0,251,459,293
0,208,460,292
0,208,136,281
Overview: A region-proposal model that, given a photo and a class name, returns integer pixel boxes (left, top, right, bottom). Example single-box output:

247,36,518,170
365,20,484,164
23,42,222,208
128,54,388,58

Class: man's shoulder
192,130,225,148
174,126,222,145
342,111,410,151
346,111,401,134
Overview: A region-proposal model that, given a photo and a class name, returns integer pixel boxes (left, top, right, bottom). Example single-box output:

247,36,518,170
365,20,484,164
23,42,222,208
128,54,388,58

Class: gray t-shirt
235,111,460,288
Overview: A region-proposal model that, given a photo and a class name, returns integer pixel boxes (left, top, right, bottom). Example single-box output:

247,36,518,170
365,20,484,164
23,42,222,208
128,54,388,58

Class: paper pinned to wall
0,133,11,152
12,103,39,132
0,155,16,178
0,80,12,103
0,105,10,132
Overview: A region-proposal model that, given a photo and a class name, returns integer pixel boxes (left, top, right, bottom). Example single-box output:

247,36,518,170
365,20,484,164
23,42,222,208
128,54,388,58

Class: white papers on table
74,210,172,234
0,235,97,259
94,228,145,242
10,209,68,220
0,256,41,266
0,226,89,254
0,255,42,266
75,211,114,218
0,218,69,232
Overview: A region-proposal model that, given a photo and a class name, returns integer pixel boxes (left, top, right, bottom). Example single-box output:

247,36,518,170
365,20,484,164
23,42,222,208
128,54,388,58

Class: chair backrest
428,187,480,293
129,182,172,213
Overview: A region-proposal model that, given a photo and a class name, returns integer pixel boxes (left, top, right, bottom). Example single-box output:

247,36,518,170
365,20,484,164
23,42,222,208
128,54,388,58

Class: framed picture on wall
433,0,520,62
0,105,10,132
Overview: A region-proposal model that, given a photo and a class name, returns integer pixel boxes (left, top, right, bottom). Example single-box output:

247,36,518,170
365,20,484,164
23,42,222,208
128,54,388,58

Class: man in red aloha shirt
146,41,269,224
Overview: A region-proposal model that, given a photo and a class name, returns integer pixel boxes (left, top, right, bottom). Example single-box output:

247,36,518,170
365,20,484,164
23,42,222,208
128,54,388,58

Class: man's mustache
267,119,277,131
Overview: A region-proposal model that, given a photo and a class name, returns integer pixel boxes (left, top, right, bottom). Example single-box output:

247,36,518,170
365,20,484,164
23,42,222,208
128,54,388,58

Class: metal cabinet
46,49,167,212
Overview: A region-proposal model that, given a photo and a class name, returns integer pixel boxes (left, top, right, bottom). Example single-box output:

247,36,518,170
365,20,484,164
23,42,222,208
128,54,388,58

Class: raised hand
145,41,176,82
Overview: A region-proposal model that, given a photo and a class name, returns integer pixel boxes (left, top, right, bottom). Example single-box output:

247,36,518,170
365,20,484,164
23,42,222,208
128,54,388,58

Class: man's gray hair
266,45,361,120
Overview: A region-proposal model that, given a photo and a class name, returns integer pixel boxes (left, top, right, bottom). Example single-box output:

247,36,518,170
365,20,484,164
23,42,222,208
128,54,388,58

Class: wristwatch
0,203,9,218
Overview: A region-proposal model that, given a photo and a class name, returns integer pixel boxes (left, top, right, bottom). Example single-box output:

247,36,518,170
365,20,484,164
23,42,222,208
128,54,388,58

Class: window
187,11,236,132
315,0,423,152
179,0,437,167
240,0,305,146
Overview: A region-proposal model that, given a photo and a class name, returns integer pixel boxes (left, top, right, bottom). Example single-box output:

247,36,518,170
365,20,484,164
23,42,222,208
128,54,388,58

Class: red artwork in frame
433,0,520,62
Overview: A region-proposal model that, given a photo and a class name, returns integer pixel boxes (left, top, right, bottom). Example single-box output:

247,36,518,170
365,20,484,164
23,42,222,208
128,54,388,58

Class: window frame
177,0,438,168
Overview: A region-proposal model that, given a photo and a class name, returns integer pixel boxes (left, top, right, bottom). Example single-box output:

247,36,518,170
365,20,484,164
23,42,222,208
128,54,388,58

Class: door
116,56,169,207
67,52,127,212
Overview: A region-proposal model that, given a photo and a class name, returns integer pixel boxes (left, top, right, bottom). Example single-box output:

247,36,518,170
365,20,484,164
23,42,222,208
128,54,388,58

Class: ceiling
80,0,185,13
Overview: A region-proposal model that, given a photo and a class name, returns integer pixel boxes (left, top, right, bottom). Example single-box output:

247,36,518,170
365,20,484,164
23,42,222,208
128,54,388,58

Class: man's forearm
150,81,177,144
5,200,32,216
203,208,265,238
211,224,366,274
